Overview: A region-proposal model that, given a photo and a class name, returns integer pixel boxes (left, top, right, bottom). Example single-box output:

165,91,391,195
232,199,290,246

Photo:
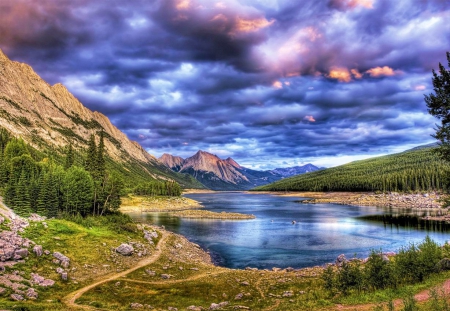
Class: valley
0,48,450,311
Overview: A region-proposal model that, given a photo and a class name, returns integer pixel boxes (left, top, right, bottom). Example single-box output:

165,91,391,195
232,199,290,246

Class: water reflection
125,193,450,269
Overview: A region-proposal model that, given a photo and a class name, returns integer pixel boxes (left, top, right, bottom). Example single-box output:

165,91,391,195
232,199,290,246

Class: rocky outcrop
53,252,70,268
116,243,134,256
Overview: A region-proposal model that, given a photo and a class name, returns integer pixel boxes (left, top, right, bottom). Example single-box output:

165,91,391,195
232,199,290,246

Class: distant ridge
158,151,321,190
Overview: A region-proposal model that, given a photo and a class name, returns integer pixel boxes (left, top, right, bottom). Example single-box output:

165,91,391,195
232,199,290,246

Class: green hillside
253,146,449,192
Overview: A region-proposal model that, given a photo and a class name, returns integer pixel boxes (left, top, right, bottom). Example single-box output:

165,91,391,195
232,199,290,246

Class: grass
3,213,450,310
0,214,155,310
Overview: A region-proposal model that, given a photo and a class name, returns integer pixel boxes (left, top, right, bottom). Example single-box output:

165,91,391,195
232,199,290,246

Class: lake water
125,192,450,269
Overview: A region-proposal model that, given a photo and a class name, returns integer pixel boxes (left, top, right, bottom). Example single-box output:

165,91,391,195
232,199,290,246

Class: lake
125,192,450,269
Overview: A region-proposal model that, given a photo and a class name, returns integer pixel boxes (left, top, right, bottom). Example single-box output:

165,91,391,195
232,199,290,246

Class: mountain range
159,151,321,190
0,49,203,189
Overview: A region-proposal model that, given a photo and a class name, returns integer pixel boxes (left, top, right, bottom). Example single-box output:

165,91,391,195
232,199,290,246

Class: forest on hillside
254,147,449,192
0,128,182,218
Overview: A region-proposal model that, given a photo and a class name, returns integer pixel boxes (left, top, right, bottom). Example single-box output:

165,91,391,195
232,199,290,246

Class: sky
0,0,449,169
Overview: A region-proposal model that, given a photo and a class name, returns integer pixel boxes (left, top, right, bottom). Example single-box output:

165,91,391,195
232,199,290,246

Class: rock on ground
116,243,134,256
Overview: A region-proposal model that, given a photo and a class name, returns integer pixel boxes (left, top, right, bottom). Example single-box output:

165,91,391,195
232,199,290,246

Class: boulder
115,243,134,256
130,302,143,309
187,306,203,311
33,245,43,257
161,274,171,279
53,252,70,267
436,258,450,272
235,293,243,300
209,302,228,310
30,273,55,287
335,254,347,267
26,288,38,299
61,272,68,281
10,293,24,301
14,248,28,259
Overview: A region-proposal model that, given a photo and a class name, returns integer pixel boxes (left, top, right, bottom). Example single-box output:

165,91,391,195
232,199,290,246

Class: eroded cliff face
0,49,157,165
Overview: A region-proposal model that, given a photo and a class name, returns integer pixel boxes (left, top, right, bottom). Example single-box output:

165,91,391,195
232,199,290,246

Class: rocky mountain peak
159,153,185,172
224,157,242,169
181,150,249,185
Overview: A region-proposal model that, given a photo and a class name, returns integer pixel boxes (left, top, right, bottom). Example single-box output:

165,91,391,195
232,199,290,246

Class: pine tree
96,131,106,177
85,134,97,173
64,143,75,170
426,51,450,161
15,171,31,216
36,173,48,216
45,172,60,218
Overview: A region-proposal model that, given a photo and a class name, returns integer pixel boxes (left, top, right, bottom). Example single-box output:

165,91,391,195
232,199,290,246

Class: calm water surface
126,192,450,269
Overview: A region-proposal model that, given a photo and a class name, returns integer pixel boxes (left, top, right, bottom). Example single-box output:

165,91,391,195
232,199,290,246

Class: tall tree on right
425,52,450,160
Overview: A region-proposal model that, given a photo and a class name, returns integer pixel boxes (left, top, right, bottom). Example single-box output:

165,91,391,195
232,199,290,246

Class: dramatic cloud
0,0,449,169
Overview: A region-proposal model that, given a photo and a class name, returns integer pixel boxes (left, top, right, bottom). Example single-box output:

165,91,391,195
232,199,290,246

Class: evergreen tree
15,171,31,216
64,143,75,170
45,172,60,218
0,128,10,154
36,173,48,216
85,134,97,173
62,166,94,215
4,138,29,163
96,131,106,178
426,51,450,160
28,176,40,213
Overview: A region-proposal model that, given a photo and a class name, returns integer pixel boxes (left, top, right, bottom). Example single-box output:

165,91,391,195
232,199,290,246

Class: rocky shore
300,192,442,209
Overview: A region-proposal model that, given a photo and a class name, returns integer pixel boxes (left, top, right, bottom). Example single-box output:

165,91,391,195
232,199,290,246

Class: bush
365,250,394,290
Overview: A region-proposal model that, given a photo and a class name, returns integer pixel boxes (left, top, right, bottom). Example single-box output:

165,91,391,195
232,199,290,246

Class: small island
170,209,255,219
121,195,255,219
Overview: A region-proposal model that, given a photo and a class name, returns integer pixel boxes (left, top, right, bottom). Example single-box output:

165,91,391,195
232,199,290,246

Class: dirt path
63,231,169,310
333,278,450,310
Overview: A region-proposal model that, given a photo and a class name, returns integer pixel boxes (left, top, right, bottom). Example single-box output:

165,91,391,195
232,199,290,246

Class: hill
253,145,449,192
0,49,202,189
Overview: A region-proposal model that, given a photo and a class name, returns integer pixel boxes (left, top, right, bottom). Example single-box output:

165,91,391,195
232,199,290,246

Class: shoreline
250,190,449,220
120,195,255,219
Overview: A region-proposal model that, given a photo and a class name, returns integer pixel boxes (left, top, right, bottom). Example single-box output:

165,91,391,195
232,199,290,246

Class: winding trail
63,231,169,310
63,228,450,311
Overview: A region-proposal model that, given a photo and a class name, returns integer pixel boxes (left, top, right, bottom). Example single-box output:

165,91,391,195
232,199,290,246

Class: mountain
269,164,322,177
0,49,203,189
158,151,320,190
159,153,185,172
253,145,449,192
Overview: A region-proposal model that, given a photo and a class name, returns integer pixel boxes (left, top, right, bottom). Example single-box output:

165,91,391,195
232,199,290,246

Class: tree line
133,180,181,197
0,128,182,218
254,147,449,192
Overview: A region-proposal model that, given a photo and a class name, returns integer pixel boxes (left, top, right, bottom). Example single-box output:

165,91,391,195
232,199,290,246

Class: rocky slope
159,151,319,190
0,49,201,188
159,153,187,172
